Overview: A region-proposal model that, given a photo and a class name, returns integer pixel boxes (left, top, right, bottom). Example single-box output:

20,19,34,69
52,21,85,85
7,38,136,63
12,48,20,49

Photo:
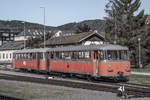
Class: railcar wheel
122,77,129,82
86,75,93,81
113,78,119,82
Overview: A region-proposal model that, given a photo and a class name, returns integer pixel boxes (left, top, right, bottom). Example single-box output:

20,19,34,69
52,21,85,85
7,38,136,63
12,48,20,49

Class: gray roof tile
0,41,24,50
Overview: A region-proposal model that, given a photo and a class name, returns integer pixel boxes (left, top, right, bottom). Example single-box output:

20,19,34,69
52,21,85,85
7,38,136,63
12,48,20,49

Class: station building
44,30,105,47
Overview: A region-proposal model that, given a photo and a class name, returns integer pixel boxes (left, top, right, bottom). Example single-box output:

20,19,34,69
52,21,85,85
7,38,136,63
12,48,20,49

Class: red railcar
13,44,130,81
48,44,130,81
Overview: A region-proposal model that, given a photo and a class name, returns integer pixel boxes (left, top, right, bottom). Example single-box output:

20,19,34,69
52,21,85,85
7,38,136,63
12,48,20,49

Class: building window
3,53,5,59
6,54,8,59
10,54,11,59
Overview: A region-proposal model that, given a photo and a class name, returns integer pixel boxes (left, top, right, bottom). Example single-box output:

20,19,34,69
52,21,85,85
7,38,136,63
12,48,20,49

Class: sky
0,0,149,26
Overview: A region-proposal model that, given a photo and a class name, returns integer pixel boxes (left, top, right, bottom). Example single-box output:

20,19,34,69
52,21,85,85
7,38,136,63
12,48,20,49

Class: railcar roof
48,44,128,52
14,48,50,53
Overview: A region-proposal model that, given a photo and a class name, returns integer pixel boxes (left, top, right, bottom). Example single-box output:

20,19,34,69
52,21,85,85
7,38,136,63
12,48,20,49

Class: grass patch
129,74,150,83
0,80,75,99
131,66,150,72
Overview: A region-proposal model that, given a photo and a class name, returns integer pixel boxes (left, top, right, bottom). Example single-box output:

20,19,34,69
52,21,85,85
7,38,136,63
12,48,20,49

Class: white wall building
0,41,24,64
0,50,17,63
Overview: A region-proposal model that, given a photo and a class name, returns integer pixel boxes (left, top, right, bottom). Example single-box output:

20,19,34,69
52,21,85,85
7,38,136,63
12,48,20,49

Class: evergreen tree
105,0,146,67
141,24,150,66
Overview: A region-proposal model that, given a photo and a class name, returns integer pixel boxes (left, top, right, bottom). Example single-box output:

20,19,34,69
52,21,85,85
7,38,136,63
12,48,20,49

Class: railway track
0,94,25,100
0,71,150,99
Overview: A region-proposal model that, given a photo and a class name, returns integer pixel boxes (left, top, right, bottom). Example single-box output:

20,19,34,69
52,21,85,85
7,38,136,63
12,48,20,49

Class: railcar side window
13,54,15,59
24,53,27,59
100,50,106,60
85,52,90,59
52,51,91,60
72,52,78,59
72,51,91,60
63,52,71,60
32,53,36,60
40,53,44,60
50,52,54,59
21,54,24,59
14,53,18,60
18,54,20,59
29,53,32,59
55,52,60,59
79,52,84,59
40,53,43,59
26,53,29,59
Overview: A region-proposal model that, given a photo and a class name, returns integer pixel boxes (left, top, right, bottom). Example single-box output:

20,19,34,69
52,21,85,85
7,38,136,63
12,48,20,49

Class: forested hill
0,19,105,34
56,19,105,33
0,20,55,32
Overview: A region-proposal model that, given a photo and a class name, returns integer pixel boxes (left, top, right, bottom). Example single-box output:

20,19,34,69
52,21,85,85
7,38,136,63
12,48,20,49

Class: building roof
14,44,128,53
44,31,104,46
15,48,50,53
48,44,128,52
16,29,51,37
0,41,24,50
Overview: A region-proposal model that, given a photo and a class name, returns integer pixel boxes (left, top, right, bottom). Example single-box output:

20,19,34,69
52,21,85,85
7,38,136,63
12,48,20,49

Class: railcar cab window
104,50,129,61
119,50,128,60
107,50,118,60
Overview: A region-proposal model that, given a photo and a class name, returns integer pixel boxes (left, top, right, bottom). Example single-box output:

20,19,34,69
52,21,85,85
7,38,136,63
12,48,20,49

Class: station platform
131,72,150,76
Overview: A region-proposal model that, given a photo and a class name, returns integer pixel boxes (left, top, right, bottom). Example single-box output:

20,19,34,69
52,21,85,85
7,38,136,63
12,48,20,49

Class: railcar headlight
126,64,130,72
108,65,112,67
108,69,113,72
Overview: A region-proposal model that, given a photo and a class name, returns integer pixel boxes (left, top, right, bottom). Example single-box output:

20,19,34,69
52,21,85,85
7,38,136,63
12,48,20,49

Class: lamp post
22,21,26,49
138,38,142,68
40,6,46,48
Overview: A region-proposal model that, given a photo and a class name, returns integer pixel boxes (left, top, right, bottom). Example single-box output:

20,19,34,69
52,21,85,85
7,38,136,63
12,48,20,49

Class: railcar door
36,52,40,71
46,52,49,72
93,50,99,76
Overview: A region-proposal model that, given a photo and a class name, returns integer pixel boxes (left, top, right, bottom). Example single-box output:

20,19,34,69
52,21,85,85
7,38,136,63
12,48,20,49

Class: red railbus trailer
13,48,49,72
